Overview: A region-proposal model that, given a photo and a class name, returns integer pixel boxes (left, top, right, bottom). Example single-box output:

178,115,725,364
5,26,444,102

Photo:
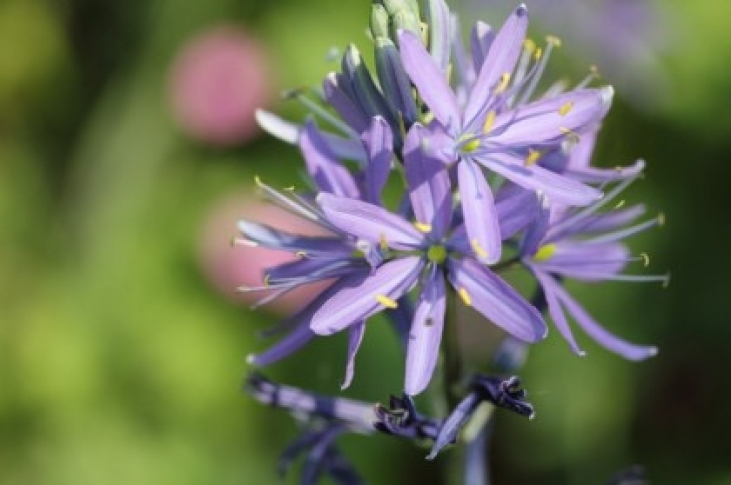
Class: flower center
427,245,448,264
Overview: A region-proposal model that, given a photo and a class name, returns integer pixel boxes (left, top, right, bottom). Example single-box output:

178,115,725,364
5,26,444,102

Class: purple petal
310,257,424,335
548,273,658,360
489,87,614,147
535,241,630,281
404,125,453,238
532,269,585,356
361,117,393,205
247,321,315,366
425,0,452,73
520,195,550,256
404,268,446,395
447,257,546,342
567,205,647,235
398,30,460,131
301,120,360,197
448,258,546,343
481,152,602,206
458,160,501,264
495,183,538,239
237,220,350,255
465,5,528,127
317,193,423,249
342,320,366,390
566,160,646,184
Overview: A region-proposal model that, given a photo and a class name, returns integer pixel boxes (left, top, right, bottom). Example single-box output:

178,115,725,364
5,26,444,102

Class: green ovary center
427,245,448,264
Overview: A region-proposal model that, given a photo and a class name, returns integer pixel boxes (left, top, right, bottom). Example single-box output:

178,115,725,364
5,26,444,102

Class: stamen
471,239,488,260
546,35,562,47
559,127,581,144
640,252,650,267
483,111,496,134
558,101,573,116
522,38,537,55
657,213,665,227
231,236,257,248
495,72,511,94
379,233,389,251
295,251,307,259
376,295,398,309
458,287,472,306
263,274,271,288
615,200,626,209
525,149,542,166
414,222,432,233
534,47,542,61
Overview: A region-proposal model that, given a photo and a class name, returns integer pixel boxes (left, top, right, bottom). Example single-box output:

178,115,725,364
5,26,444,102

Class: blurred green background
0,0,729,483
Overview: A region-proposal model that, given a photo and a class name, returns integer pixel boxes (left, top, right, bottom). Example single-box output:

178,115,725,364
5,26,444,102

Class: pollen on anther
640,252,650,267
483,111,496,134
376,295,398,309
379,233,389,250
523,38,537,54
534,47,543,61
471,239,488,259
525,149,542,166
546,35,562,47
458,287,472,306
558,101,573,116
414,222,432,233
496,72,511,93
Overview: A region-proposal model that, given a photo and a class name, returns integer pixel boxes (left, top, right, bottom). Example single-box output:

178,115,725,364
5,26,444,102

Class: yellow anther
462,138,481,153
471,239,488,260
640,252,650,267
284,186,296,192
558,101,573,116
414,222,432,233
534,47,543,61
534,244,557,262
614,199,626,209
376,295,398,309
495,72,511,94
523,38,537,54
254,175,264,187
483,111,496,134
657,212,666,227
546,35,562,47
590,65,600,76
525,149,542,166
379,233,389,251
458,287,472,306
662,273,671,288
263,274,271,288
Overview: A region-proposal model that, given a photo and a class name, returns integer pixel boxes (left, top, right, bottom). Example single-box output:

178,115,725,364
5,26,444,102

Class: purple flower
311,125,545,395
520,171,668,360
397,4,610,263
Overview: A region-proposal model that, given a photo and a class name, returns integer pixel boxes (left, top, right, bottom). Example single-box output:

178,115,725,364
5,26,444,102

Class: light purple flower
520,172,668,360
311,125,546,395
397,5,610,264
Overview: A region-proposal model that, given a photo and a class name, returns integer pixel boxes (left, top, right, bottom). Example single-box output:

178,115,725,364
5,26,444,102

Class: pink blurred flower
199,192,330,315
170,26,273,146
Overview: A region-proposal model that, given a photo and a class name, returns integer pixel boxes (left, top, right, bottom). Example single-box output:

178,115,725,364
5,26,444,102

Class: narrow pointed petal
566,159,646,184
398,30,460,131
482,152,602,206
489,87,614,147
301,120,360,197
447,257,546,342
405,268,446,395
465,5,528,126
532,270,585,356
404,125,453,238
311,257,424,335
536,242,630,281
256,109,299,144
342,321,366,389
317,193,423,249
342,45,395,125
247,322,315,366
549,275,658,360
458,160,501,263
361,117,394,205
569,205,646,235
237,220,350,255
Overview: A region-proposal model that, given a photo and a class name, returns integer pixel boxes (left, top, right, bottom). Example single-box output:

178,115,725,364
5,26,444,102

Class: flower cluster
237,0,666,481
